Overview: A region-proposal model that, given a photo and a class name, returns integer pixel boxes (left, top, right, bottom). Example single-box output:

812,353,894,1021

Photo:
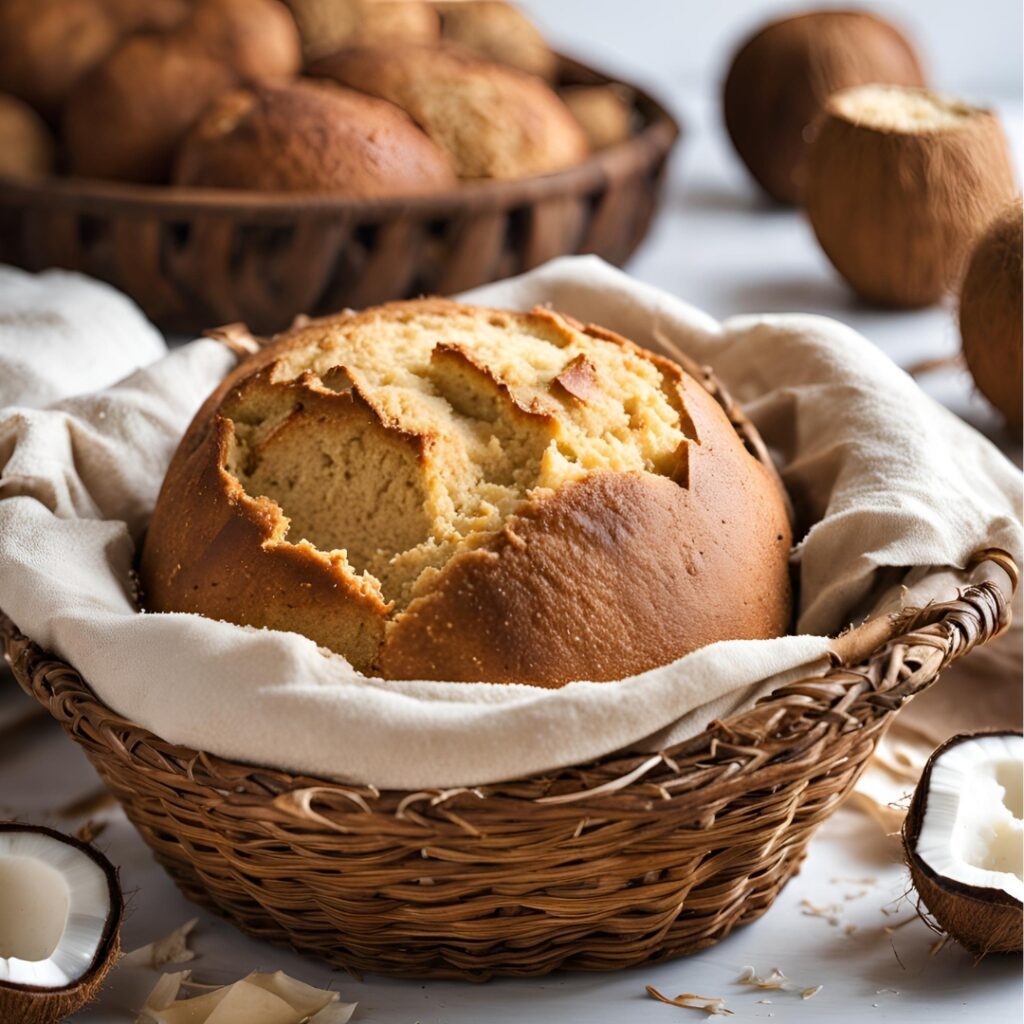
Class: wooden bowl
0,57,679,334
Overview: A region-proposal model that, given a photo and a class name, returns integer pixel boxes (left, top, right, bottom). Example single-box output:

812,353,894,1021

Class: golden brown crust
173,80,456,194
310,43,588,179
380,469,792,686
142,298,792,686
142,417,389,671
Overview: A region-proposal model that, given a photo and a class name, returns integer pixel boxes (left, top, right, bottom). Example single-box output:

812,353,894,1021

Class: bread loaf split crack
142,300,792,686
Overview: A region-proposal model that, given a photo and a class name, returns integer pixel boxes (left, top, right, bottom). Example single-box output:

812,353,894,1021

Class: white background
2,2,1022,1022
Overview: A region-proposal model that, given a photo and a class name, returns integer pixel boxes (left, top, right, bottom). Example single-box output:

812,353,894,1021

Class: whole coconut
0,0,188,120
723,9,925,204
805,85,1016,308
0,93,56,179
960,200,1023,432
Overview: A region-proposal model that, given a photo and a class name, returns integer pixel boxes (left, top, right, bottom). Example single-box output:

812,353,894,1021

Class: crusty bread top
174,79,456,194
144,299,793,684
213,300,691,608
310,43,588,179
435,1,556,81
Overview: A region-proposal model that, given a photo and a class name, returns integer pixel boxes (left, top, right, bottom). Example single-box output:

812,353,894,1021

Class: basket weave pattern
0,577,1008,979
0,58,678,335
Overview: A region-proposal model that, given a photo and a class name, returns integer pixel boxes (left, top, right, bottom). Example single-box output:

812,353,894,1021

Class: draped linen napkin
0,256,1019,789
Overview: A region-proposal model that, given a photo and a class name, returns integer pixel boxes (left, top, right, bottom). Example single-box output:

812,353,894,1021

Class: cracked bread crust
140,299,792,687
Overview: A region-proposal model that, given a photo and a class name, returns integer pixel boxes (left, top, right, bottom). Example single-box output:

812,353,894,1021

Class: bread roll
0,94,56,179
311,43,587,178
141,300,792,687
0,0,189,120
561,85,634,150
63,0,302,183
174,80,456,194
435,1,555,81
286,0,439,61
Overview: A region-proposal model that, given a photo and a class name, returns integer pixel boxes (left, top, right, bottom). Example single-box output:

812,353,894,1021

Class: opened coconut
0,823,123,1024
903,732,1023,955
722,9,925,204
806,85,1017,307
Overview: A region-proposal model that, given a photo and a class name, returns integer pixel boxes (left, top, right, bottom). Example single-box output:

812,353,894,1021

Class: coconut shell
0,94,55,179
805,86,1017,308
902,732,1023,955
959,199,1023,432
722,10,925,205
0,823,124,1024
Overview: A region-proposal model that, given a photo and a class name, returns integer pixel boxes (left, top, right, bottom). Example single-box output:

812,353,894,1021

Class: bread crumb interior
220,307,692,609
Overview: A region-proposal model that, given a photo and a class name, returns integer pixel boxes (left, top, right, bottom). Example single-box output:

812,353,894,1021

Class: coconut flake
124,919,198,968
801,985,823,1000
138,970,356,1024
645,984,733,1016
736,966,790,990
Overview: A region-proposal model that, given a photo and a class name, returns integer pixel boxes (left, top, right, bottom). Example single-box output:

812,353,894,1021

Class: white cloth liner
0,257,1019,789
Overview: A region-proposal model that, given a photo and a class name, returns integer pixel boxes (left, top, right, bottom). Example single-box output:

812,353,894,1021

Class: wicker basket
0,56,678,335
0,556,1014,979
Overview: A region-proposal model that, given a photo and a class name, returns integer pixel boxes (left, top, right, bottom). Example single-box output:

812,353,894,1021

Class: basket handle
828,548,1017,668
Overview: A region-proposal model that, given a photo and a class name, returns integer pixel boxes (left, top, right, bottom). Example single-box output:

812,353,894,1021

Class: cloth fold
0,257,1020,790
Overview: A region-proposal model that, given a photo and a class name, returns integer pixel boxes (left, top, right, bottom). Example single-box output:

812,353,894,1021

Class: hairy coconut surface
960,199,1023,432
722,9,925,205
806,85,1017,308
0,823,123,1024
903,732,1023,956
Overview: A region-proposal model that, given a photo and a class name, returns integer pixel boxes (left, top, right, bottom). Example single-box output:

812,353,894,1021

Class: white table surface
3,3,1023,1020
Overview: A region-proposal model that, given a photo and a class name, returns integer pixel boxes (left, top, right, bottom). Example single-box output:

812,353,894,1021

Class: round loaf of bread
63,0,301,183
174,80,456,194
141,300,793,687
0,0,189,120
310,44,588,179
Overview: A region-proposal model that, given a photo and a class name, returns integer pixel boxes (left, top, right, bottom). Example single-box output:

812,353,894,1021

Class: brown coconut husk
722,9,925,205
959,199,1023,433
805,85,1017,308
0,823,123,1024
902,731,1023,956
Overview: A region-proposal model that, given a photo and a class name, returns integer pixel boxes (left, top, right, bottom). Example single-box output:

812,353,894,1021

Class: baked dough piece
174,80,456,195
311,43,588,178
142,300,793,687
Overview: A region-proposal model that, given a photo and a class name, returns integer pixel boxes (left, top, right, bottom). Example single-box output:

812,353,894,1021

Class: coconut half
0,823,123,1024
903,732,1023,954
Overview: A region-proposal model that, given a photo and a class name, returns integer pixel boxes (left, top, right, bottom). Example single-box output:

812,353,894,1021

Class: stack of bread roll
0,0,639,193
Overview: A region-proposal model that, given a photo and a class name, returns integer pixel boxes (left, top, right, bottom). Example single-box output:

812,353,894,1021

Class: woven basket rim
1,553,1012,805
0,54,680,220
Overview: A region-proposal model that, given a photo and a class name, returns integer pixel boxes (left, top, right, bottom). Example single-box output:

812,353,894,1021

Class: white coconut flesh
833,84,980,133
914,733,1024,901
0,829,112,988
